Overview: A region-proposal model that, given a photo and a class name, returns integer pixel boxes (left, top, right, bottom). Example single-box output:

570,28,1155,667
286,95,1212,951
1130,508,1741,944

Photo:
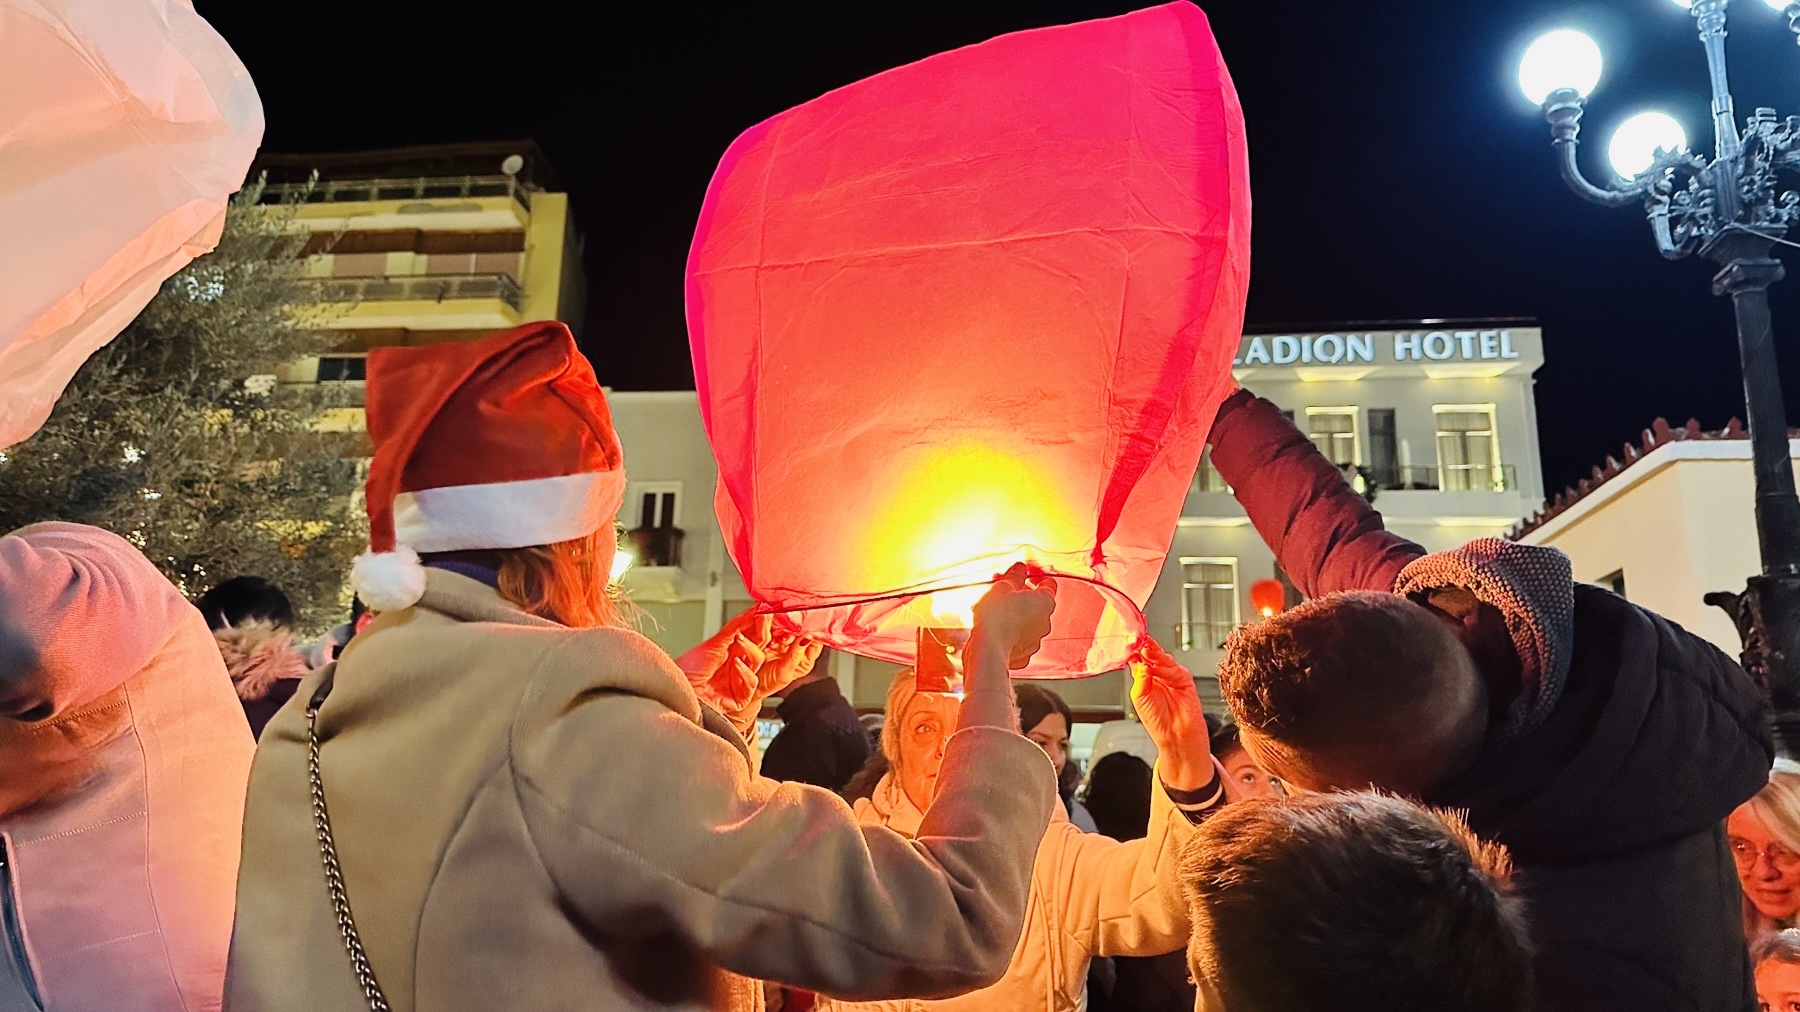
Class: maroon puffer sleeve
1206,389,1425,598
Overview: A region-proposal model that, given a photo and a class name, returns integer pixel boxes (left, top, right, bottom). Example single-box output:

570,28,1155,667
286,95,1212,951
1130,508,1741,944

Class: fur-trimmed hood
212,621,310,702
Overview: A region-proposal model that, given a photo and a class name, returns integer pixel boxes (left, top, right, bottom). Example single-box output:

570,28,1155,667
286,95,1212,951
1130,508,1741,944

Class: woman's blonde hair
1752,762,1800,854
1743,761,1800,943
879,668,923,771
491,527,624,629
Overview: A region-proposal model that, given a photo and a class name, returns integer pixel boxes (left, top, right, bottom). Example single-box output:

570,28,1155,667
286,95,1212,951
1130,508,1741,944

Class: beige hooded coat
225,569,1056,1011
0,522,253,1011
814,771,1196,1012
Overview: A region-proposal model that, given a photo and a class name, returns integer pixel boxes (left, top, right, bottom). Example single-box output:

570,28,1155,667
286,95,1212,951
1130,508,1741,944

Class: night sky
205,0,1800,495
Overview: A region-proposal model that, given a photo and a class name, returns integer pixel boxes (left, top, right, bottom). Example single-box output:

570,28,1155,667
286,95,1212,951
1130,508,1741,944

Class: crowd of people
0,319,1781,1010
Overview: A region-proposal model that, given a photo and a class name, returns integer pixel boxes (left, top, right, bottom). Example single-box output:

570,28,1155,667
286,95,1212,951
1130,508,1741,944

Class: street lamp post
1524,0,1800,754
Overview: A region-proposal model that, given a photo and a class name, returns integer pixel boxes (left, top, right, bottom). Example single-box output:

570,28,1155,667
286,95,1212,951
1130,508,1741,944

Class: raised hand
677,610,822,731
958,563,1057,733
1131,637,1215,793
968,563,1058,672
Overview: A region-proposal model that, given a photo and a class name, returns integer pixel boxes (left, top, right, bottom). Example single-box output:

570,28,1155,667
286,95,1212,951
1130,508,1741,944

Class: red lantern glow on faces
687,2,1250,678
1250,579,1287,620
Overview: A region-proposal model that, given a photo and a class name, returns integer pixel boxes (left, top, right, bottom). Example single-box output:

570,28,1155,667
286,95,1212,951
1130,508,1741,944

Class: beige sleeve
509,636,1057,1001
1051,771,1196,959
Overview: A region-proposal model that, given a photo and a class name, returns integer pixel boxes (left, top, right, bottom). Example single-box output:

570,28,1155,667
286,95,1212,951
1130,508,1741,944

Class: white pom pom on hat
350,546,428,612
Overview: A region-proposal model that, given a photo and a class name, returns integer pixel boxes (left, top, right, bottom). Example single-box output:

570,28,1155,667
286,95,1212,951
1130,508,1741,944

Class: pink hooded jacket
0,523,253,1010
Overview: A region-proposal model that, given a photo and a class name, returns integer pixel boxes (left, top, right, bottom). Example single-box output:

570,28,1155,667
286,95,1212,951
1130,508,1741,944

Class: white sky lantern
1609,111,1688,179
1519,29,1604,105
0,0,262,449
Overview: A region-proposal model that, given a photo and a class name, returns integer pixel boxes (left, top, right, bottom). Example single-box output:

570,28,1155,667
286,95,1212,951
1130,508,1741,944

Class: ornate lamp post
1522,0,1800,754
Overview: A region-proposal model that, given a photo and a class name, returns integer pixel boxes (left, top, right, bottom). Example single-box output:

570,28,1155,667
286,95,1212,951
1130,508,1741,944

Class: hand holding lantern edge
1131,636,1215,793
959,563,1057,733
677,609,821,733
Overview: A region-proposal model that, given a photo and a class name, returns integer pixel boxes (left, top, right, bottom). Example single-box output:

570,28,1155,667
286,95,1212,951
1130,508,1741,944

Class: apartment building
255,140,585,431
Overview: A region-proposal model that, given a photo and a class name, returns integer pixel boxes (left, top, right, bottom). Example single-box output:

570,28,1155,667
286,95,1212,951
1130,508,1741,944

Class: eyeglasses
1730,837,1800,871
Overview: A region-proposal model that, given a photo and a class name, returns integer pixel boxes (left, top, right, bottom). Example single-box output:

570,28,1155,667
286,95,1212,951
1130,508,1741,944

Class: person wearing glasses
1730,760,1800,946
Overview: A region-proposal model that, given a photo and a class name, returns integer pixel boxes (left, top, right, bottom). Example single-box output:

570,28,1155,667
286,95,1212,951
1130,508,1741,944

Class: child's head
1181,791,1531,1011
1218,591,1487,796
193,576,294,633
1756,929,1800,1011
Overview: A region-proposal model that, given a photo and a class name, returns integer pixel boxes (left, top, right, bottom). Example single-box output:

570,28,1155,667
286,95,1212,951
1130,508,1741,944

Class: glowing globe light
1609,111,1687,179
1519,29,1604,105
1669,0,1692,7
1768,0,1794,12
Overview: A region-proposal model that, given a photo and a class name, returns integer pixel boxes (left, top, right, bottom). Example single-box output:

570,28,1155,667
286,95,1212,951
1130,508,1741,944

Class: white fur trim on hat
351,546,427,612
392,471,625,554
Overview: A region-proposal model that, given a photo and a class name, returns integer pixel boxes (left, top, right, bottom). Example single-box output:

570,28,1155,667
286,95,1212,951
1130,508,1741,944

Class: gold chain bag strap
306,667,392,1012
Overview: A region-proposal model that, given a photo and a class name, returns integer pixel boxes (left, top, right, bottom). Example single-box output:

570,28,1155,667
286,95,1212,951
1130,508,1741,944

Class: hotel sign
1235,328,1528,367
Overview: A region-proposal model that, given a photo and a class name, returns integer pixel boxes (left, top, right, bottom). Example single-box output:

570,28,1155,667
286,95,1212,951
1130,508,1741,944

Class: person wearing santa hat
226,321,1060,1012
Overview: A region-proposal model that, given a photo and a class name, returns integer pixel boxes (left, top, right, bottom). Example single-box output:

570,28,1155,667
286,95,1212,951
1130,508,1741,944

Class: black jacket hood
1429,586,1771,867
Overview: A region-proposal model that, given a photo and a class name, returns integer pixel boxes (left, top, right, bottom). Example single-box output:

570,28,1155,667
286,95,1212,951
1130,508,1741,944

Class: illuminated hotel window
1178,557,1239,651
1434,404,1504,491
1305,407,1360,466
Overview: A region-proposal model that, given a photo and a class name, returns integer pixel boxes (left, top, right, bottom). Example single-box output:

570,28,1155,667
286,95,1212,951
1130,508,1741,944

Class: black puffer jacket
1428,586,1769,1008
1211,390,1772,1010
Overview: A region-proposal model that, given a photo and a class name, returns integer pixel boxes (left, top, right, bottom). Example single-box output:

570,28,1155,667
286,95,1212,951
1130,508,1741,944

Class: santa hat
350,321,625,612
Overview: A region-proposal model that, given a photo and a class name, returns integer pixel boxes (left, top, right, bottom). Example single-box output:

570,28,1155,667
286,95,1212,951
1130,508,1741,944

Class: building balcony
310,272,523,310
624,525,685,570
306,272,524,330
261,173,534,212
1369,464,1518,494
1184,461,1526,518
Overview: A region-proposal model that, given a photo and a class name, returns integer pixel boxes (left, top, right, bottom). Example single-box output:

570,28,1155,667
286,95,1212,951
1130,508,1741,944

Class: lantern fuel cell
916,626,970,696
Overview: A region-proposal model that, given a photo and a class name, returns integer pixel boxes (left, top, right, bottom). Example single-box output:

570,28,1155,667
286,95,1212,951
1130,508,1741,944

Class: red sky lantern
1250,579,1288,620
686,1,1250,677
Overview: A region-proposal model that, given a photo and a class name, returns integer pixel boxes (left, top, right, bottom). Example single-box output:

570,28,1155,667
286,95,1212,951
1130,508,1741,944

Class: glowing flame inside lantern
866,443,1079,625
927,583,990,628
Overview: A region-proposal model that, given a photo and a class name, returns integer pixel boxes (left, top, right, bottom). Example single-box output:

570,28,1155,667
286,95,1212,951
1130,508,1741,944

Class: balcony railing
1368,463,1518,493
308,272,524,311
260,173,534,210
1175,621,1237,653
1195,461,1518,496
